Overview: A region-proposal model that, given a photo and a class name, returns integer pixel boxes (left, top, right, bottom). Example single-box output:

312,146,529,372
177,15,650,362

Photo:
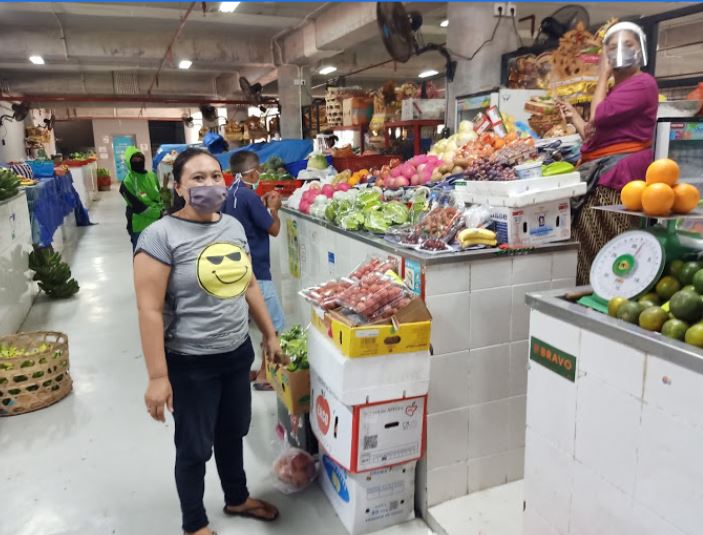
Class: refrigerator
655,118,703,181
455,88,546,132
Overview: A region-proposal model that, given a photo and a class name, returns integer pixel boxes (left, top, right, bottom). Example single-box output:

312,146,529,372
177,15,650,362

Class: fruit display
418,206,462,240
606,260,703,348
300,279,354,310
464,159,517,182
490,139,538,167
349,258,396,280
457,228,498,248
28,248,79,299
620,158,699,217
375,154,443,189
0,169,21,201
337,272,412,321
280,325,308,372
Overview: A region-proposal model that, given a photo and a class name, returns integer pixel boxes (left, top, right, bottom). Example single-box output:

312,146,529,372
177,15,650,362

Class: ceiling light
29,55,45,65
319,65,337,75
219,2,240,13
440,19,449,28
178,59,192,70
418,69,439,78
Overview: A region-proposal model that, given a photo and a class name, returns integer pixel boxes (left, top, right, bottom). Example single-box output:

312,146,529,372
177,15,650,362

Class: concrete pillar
0,103,26,163
277,64,311,139
446,4,519,130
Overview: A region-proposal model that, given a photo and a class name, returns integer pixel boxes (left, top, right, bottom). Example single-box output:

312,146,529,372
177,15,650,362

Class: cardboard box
400,98,445,121
265,355,311,415
491,199,572,246
343,97,374,127
320,448,416,535
308,328,429,406
276,397,318,455
311,371,426,473
310,297,432,358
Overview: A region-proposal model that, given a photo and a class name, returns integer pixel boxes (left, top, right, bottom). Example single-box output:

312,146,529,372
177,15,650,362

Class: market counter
273,207,579,513
524,289,703,535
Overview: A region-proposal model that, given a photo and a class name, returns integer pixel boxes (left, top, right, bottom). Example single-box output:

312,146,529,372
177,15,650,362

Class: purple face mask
188,185,227,214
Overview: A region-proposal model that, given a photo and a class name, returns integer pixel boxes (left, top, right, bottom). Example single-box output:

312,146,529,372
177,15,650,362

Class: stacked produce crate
302,258,431,535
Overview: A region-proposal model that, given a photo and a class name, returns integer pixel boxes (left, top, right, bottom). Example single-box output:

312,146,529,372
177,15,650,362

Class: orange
620,180,646,211
641,183,675,216
672,183,700,214
646,158,680,186
493,138,505,149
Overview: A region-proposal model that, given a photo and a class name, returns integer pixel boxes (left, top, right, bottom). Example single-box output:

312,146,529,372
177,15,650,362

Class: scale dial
590,230,665,300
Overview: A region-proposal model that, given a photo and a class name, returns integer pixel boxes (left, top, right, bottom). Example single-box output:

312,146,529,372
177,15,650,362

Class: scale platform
593,204,703,221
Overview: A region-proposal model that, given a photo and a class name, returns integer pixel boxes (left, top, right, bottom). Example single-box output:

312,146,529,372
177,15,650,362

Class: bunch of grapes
465,159,516,181
491,141,538,167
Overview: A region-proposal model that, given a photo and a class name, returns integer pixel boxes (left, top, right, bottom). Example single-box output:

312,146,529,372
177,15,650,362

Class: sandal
253,381,274,391
223,499,279,522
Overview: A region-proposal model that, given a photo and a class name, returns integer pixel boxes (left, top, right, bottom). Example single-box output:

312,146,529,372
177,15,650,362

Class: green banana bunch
0,169,21,201
28,247,80,299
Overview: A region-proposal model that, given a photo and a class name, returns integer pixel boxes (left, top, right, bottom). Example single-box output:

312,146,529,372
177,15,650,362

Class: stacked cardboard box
308,299,431,534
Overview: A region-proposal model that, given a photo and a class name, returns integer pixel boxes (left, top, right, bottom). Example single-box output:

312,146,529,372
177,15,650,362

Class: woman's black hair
170,148,220,213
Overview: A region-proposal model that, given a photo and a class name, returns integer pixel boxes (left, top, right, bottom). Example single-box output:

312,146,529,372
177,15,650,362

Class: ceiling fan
377,2,457,82
40,112,56,131
0,101,30,127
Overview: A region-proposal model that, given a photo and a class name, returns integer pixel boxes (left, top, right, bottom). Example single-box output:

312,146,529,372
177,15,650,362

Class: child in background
224,151,285,390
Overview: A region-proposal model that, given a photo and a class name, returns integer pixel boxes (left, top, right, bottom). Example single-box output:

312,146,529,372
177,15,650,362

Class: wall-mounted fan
181,113,195,128
199,104,219,123
0,101,30,126
377,2,457,82
533,5,590,46
40,112,55,131
239,76,263,105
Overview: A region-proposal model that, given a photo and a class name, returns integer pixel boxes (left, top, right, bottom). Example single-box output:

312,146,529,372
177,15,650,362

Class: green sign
529,336,576,382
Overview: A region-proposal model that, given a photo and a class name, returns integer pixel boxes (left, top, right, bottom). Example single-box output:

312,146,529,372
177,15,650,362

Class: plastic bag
349,257,397,280
272,442,318,494
337,272,413,322
299,278,354,310
463,205,492,229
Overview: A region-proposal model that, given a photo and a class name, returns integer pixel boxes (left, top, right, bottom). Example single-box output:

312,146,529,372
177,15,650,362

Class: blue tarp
24,172,92,247
152,139,313,170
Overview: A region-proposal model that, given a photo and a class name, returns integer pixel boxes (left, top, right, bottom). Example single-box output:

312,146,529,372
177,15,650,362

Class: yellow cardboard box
311,297,432,358
265,355,311,415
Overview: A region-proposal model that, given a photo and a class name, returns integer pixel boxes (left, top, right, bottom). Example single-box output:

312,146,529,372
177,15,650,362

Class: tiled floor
0,191,434,535
428,481,523,535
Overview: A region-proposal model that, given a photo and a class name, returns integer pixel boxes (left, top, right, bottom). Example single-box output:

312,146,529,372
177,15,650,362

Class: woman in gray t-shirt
133,148,280,535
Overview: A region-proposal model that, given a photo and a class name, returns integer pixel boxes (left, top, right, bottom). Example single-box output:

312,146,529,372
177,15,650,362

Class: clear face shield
604,22,647,70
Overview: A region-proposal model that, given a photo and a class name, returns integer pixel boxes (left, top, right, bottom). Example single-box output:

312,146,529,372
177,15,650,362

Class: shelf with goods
382,119,444,156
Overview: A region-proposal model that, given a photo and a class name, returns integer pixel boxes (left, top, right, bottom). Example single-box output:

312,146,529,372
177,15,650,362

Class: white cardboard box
320,448,416,535
401,99,445,121
311,371,426,473
491,199,572,246
308,328,430,406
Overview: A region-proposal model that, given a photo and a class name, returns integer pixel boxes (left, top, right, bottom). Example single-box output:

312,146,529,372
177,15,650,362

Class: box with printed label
308,328,429,406
276,397,318,455
491,199,572,246
265,354,310,415
319,447,416,535
310,371,426,473
310,297,432,358
343,97,374,127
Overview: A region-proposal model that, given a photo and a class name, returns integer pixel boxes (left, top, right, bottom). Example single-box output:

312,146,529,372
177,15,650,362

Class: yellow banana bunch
458,228,497,248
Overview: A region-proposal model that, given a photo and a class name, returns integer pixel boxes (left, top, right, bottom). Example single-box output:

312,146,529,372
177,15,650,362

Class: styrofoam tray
454,172,581,197
458,182,586,207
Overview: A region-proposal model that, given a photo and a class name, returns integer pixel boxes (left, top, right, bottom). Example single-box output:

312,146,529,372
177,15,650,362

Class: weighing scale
578,205,703,313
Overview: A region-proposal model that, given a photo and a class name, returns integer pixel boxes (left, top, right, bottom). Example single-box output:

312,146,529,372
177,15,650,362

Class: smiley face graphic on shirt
196,242,252,298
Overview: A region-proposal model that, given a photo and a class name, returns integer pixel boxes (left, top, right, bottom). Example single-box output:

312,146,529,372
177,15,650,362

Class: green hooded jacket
119,146,164,234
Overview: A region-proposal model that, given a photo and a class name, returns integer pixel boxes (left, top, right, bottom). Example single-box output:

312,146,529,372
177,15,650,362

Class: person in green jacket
119,146,165,251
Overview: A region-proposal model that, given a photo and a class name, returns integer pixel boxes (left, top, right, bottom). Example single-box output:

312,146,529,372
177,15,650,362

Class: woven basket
0,331,72,416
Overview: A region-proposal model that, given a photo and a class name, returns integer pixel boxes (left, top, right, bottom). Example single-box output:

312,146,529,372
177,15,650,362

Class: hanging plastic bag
272,440,318,494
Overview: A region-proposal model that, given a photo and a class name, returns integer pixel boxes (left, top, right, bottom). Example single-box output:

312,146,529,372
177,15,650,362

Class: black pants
129,231,141,252
167,338,255,533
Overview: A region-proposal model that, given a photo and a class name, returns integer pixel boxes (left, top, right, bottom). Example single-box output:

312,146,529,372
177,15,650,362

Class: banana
458,228,496,242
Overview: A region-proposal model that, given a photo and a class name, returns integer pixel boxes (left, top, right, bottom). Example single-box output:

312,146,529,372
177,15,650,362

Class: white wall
91,119,152,179
0,103,27,163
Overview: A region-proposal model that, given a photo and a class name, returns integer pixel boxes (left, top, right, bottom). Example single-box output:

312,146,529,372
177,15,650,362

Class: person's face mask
188,185,227,214
241,167,260,190
131,158,146,173
608,47,641,70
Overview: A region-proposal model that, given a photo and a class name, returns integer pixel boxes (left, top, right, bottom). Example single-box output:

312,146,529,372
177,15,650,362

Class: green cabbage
382,201,410,225
307,153,329,170
364,211,391,234
339,210,365,231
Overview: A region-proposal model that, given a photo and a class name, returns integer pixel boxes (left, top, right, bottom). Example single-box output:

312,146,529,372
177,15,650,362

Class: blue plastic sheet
152,139,313,170
23,172,92,247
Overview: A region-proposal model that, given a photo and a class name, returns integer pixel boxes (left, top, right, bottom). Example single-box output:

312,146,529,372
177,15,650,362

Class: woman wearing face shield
556,22,659,284
132,148,281,534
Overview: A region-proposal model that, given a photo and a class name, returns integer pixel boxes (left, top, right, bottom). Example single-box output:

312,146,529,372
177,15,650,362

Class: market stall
273,204,578,511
